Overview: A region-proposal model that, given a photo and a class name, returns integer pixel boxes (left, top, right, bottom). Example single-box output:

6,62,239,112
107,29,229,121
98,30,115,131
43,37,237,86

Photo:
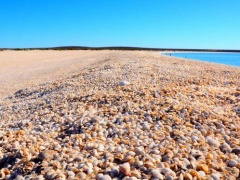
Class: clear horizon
1,0,240,49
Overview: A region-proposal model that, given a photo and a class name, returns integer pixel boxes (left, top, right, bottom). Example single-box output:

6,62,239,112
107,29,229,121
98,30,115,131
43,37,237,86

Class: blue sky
1,0,240,49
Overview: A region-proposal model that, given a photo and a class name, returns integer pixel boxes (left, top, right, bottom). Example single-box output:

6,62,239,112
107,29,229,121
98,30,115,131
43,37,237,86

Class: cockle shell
184,172,193,180
23,162,35,173
151,169,164,179
20,147,32,161
76,172,86,179
38,150,57,160
119,162,131,176
98,174,112,180
0,168,10,179
123,155,135,165
44,170,57,179
197,164,209,173
0,52,239,179
55,172,66,179
33,175,45,180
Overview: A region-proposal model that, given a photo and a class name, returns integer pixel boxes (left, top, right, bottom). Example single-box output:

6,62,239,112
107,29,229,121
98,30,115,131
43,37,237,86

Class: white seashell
135,157,143,167
87,168,93,174
55,172,66,179
227,160,238,167
119,81,130,86
191,136,198,141
165,126,172,132
110,167,119,177
127,151,135,156
93,159,99,167
78,162,85,169
14,175,24,180
206,137,220,147
33,175,45,180
134,147,144,155
116,146,122,153
67,171,75,177
157,162,165,168
165,176,174,180
198,171,206,177
158,168,176,178
97,144,105,152
96,173,104,179
99,174,112,180
76,172,86,179
62,161,67,169
54,144,61,150
38,150,56,160
221,142,231,151
39,146,46,150
124,177,138,180
142,123,150,130
210,173,220,180
86,162,93,169
92,132,97,137
151,169,164,179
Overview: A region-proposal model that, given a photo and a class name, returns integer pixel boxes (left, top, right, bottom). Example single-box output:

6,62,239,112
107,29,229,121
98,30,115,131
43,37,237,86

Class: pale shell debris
0,52,239,179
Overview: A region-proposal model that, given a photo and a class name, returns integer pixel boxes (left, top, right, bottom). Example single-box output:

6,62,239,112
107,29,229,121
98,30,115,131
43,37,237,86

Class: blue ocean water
163,52,240,67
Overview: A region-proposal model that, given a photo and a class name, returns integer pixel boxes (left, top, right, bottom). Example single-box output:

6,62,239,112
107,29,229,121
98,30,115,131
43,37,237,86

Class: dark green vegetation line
1,46,240,52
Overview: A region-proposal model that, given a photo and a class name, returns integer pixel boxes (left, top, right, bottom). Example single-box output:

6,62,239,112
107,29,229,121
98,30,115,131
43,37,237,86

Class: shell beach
0,51,239,179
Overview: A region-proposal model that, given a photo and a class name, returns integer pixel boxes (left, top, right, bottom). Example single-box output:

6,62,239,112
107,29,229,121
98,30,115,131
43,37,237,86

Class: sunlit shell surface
0,51,239,179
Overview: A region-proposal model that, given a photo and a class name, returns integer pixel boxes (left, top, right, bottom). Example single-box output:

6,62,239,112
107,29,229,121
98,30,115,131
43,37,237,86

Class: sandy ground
0,50,115,99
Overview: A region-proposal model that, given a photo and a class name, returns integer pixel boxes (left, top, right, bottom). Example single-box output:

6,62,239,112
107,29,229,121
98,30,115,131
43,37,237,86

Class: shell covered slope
0,52,240,179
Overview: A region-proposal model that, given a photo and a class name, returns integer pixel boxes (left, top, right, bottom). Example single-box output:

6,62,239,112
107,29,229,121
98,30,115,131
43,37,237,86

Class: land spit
0,50,239,179
0,50,115,99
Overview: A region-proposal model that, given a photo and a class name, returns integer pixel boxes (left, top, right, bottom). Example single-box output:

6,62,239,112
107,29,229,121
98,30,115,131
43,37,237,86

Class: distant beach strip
163,52,240,67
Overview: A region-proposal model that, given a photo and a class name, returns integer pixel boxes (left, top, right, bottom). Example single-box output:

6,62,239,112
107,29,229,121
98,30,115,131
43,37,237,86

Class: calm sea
163,52,240,67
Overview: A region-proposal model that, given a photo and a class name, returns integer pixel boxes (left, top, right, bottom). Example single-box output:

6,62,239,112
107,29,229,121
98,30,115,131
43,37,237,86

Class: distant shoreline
161,51,240,54
161,51,240,68
1,46,240,53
